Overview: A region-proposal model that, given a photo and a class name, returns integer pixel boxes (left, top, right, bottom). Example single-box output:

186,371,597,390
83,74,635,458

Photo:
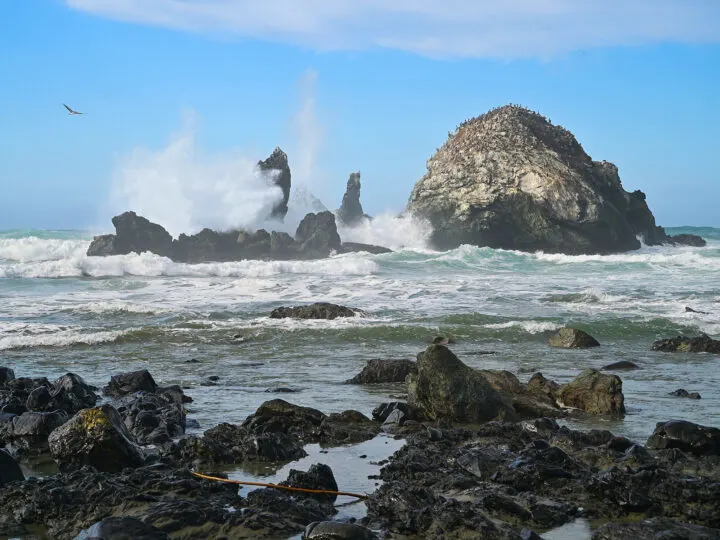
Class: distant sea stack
337,172,370,227
406,105,705,254
258,147,291,221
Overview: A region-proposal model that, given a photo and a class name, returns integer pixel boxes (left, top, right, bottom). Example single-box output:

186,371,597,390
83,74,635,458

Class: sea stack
337,172,369,226
258,147,292,221
406,105,704,254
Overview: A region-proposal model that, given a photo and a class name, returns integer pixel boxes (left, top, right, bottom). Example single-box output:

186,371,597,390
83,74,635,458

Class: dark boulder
20,373,97,414
304,521,377,539
85,233,116,256
105,369,158,397
280,463,339,502
602,360,639,370
339,242,392,255
337,172,370,227
0,449,24,487
87,211,173,258
652,333,720,353
319,410,380,445
646,420,720,456
558,369,625,417
0,410,68,456
345,359,417,384
115,391,186,445
295,211,342,256
548,328,600,348
0,366,15,384
372,402,425,423
74,517,169,540
667,234,707,247
669,388,701,399
270,302,361,320
48,404,145,472
407,345,516,423
259,147,291,221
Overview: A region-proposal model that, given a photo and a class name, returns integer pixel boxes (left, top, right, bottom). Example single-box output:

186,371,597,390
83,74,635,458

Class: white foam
0,322,128,350
337,213,433,251
484,321,563,334
0,237,88,263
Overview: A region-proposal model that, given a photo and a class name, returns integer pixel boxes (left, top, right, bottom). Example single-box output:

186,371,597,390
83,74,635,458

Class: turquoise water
1,226,719,514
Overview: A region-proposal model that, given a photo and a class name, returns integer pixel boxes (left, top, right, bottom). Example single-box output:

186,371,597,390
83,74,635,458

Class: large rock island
407,105,705,254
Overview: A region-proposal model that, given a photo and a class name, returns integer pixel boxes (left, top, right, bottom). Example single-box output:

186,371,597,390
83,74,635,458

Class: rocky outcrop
258,147,291,221
558,369,625,417
0,464,340,539
338,172,370,226
406,104,706,254
270,302,362,320
88,211,174,257
592,518,720,540
345,359,417,384
363,420,720,538
105,369,158,397
548,328,600,348
652,333,720,353
48,404,145,472
87,210,389,262
166,399,379,468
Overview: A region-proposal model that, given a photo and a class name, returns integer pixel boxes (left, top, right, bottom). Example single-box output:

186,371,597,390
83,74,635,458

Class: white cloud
65,0,720,58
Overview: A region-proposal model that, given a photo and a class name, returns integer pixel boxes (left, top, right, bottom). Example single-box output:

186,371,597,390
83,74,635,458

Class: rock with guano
48,404,145,472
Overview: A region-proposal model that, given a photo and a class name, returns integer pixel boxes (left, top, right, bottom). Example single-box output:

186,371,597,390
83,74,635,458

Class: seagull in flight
63,103,84,115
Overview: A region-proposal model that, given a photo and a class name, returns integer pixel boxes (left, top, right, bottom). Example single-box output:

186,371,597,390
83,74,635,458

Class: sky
1,0,719,231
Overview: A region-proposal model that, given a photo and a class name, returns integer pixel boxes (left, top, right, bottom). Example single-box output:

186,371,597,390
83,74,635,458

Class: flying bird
63,104,84,115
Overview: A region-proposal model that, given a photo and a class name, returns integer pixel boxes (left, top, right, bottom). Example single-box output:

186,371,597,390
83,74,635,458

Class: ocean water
1,225,720,529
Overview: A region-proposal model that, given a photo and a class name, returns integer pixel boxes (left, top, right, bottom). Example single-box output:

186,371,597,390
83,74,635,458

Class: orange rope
191,471,369,500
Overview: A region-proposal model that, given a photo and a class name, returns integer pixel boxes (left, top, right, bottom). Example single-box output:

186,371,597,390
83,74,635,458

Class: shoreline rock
337,171,371,227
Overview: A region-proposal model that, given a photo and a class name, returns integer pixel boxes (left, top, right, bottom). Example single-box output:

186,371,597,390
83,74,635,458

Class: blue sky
1,0,719,231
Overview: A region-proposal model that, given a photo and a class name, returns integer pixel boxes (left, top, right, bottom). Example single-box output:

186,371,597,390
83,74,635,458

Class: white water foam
484,320,563,334
0,238,379,279
337,213,433,251
0,322,129,350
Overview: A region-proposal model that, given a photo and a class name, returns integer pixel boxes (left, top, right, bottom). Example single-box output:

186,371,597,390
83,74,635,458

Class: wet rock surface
0,462,344,539
558,369,625,417
270,302,362,320
408,344,517,423
304,520,378,539
166,399,380,468
652,333,720,353
669,388,702,399
346,359,417,384
591,517,720,539
548,327,600,348
363,419,720,538
646,420,720,456
0,448,24,487
48,404,145,472
74,516,169,540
